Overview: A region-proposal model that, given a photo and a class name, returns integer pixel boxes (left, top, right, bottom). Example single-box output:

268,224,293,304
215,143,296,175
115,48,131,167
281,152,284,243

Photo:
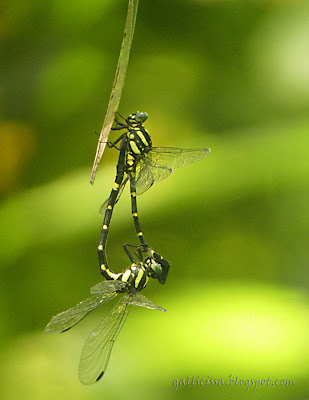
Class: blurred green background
1,0,308,399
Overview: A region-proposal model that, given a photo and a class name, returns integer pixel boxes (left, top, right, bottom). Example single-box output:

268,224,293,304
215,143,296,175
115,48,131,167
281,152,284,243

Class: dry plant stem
90,0,139,185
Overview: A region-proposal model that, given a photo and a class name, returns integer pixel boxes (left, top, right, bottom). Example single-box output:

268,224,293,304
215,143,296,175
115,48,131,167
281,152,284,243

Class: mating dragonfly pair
46,112,210,383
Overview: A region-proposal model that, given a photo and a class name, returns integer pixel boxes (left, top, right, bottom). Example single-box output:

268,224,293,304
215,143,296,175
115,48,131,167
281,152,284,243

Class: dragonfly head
144,250,170,284
135,111,148,123
144,257,163,280
127,112,148,126
150,262,163,277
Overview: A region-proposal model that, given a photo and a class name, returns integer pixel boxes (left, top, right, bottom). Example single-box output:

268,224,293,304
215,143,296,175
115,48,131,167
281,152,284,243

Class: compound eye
151,262,162,277
135,111,148,122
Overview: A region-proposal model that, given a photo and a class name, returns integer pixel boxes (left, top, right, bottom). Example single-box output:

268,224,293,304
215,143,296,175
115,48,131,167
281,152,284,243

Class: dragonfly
97,111,210,277
45,254,167,384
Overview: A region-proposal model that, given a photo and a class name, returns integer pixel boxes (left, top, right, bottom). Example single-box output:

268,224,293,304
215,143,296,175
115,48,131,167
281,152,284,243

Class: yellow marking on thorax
135,269,145,288
131,192,136,197
112,182,120,190
130,141,141,155
122,269,131,282
129,133,135,139
136,130,149,146
100,264,106,271
107,205,112,210
137,232,143,236
132,212,138,217
103,224,108,230
98,245,103,251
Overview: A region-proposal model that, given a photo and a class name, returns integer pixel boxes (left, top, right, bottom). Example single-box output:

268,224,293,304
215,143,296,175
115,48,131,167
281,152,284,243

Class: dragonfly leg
105,141,120,150
112,112,128,130
104,133,125,150
135,246,144,262
123,244,137,263
114,111,127,124
111,126,127,131
123,243,145,263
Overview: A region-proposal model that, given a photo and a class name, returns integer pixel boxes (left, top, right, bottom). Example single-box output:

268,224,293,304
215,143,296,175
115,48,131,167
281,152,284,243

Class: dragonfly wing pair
125,292,167,312
79,291,166,384
46,280,166,384
79,296,130,384
45,280,124,334
149,147,210,169
99,147,210,212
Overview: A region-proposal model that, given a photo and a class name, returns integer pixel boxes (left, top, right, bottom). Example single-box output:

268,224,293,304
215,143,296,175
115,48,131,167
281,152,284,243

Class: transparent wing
148,147,210,169
125,292,167,312
78,296,130,384
134,147,210,195
98,174,129,215
90,279,127,295
45,281,121,334
134,157,172,195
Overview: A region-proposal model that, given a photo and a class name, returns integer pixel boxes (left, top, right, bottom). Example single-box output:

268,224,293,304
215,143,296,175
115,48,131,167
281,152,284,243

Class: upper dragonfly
97,111,210,275
100,111,210,213
46,248,167,384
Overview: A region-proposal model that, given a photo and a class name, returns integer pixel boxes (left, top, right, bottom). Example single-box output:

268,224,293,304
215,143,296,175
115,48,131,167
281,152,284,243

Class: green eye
151,263,162,276
135,112,148,122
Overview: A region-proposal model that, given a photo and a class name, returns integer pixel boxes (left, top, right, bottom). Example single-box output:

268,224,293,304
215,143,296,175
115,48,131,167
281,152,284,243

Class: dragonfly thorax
125,125,152,158
119,263,149,292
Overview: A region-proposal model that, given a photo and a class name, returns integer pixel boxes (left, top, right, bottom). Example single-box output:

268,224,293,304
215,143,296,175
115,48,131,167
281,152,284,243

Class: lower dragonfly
45,247,167,384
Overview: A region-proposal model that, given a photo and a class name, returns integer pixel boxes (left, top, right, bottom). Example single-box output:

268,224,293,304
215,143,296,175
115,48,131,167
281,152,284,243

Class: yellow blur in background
0,1,308,399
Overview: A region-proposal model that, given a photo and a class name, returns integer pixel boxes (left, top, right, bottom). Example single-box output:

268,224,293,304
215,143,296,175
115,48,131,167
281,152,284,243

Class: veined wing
98,174,129,215
125,292,167,312
134,147,210,195
147,147,210,169
90,279,127,295
134,157,172,195
45,281,121,334
78,296,130,384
